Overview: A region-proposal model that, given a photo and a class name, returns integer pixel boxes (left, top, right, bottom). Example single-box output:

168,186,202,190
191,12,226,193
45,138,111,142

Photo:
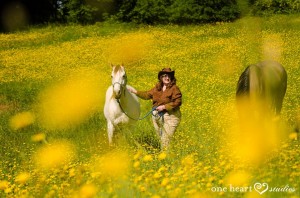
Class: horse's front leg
107,121,115,146
113,114,129,126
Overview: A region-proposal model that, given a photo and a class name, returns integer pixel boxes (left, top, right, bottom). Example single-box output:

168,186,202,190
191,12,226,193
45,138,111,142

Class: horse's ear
121,63,125,71
110,63,114,67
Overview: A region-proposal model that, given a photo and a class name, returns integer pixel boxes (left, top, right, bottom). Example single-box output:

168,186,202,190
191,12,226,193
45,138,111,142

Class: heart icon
254,182,269,194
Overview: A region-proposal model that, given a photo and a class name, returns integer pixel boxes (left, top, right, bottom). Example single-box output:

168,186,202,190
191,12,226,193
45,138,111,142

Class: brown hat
158,68,175,80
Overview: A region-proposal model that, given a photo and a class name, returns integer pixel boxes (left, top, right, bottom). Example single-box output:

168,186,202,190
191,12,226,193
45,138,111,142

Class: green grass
1,15,300,197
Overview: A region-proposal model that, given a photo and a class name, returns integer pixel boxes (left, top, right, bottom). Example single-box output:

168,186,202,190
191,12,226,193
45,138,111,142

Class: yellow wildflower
15,172,30,184
181,154,194,167
139,185,146,192
143,155,153,162
158,152,167,160
0,180,9,190
153,172,162,179
69,168,76,177
9,111,35,130
133,150,142,160
31,133,46,142
161,178,169,187
133,161,140,168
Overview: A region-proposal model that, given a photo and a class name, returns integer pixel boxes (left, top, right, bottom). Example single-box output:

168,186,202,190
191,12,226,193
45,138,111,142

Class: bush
114,0,240,24
251,0,300,15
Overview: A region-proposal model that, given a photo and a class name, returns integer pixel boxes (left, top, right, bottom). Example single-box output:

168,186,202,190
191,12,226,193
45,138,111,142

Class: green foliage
114,0,240,24
132,0,171,24
251,0,300,15
59,0,98,24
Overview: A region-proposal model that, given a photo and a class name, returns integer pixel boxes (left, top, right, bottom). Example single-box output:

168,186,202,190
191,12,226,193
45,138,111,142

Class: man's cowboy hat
158,68,175,80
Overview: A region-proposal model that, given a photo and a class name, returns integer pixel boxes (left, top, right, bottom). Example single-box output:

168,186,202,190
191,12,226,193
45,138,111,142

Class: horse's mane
113,65,121,74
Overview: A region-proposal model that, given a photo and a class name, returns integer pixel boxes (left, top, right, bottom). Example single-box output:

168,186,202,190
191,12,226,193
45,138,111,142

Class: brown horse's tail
236,66,250,97
236,64,264,97
236,61,287,116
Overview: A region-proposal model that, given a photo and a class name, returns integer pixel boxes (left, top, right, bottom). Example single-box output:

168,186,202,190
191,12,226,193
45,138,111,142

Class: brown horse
236,60,287,117
234,61,288,164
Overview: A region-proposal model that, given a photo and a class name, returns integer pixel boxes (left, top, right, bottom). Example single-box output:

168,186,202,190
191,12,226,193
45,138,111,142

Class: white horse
104,65,140,145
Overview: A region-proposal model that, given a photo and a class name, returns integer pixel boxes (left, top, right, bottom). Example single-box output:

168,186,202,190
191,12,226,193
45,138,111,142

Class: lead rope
116,99,159,121
152,111,165,136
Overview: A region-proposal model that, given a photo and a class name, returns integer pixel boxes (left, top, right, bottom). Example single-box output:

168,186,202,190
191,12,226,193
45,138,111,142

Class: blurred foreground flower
262,33,283,62
229,98,287,165
37,70,104,130
9,111,35,130
289,132,298,140
92,151,130,179
79,184,97,198
224,171,251,187
106,33,153,64
34,140,76,170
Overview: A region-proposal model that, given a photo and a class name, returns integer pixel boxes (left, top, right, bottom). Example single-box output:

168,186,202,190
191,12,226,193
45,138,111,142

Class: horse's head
111,64,127,99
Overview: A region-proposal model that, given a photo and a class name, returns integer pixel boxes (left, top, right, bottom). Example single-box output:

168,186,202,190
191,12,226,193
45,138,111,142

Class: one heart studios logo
254,182,269,194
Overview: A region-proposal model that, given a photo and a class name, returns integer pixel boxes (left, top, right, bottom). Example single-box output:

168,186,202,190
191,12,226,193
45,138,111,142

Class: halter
112,82,126,90
112,74,127,99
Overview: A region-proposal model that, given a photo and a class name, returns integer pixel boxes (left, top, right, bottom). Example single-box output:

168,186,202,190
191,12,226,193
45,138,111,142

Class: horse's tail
236,66,250,97
236,65,264,97
236,64,265,119
249,65,264,99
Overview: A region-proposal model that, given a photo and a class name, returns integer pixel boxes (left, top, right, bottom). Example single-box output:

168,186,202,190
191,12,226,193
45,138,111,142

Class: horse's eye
123,75,126,79
111,75,113,78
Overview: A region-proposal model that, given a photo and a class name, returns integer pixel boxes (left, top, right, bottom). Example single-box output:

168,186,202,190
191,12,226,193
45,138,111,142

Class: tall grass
0,15,300,197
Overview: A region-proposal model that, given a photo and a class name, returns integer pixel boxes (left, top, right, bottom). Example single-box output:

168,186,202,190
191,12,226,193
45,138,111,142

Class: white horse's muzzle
113,82,123,99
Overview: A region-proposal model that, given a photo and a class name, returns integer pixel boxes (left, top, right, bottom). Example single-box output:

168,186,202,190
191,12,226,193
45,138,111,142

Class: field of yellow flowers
1,15,300,197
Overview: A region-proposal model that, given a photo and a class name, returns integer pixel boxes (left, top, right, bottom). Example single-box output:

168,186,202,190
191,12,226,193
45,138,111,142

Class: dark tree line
1,0,300,32
0,0,118,31
0,0,239,32
0,0,57,31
